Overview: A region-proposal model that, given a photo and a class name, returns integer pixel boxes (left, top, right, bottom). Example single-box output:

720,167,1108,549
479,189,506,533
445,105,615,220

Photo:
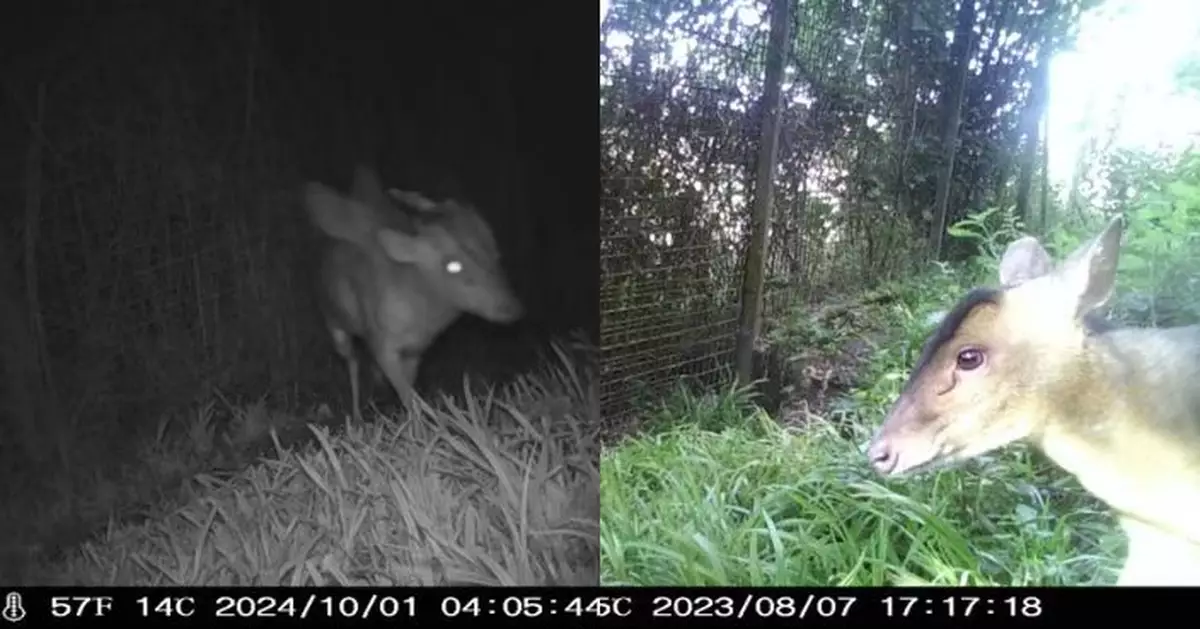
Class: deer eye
445,260,463,274
956,347,985,371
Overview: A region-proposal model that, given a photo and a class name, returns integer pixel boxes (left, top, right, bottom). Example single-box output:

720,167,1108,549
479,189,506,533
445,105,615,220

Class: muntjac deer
302,166,523,422
867,216,1200,585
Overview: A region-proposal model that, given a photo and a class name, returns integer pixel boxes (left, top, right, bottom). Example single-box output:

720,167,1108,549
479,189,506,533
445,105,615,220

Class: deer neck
1034,326,1200,546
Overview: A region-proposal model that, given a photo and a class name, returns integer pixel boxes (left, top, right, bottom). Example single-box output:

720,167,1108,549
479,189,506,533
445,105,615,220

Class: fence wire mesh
600,0,920,426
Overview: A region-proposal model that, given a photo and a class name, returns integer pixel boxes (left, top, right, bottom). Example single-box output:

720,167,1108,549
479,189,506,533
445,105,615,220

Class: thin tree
1016,42,1052,229
929,0,978,258
734,0,791,385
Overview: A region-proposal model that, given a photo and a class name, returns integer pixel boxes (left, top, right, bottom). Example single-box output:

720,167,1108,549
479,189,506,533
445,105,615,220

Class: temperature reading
51,596,114,618
137,596,196,618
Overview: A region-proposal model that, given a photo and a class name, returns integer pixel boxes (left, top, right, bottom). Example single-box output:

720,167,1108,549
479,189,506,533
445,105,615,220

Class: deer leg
368,361,387,400
330,328,363,423
398,353,420,408
373,344,418,412
347,354,363,423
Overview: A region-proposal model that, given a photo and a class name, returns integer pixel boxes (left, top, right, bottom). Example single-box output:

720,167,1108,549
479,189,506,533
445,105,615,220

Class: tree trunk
1038,79,1052,234
1016,41,1051,228
892,0,916,228
733,0,790,385
929,0,978,259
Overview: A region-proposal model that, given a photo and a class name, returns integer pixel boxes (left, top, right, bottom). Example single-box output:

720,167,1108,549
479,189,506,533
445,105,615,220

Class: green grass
600,272,1124,587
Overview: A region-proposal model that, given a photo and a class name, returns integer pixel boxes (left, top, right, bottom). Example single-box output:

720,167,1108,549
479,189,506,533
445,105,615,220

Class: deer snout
866,437,900,475
866,419,945,477
491,295,524,323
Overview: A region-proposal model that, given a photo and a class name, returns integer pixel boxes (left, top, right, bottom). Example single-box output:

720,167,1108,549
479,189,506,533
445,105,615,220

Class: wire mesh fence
600,0,921,427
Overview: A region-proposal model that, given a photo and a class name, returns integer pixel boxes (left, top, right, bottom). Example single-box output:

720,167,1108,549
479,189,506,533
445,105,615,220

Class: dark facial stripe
908,287,1002,389
906,285,1117,393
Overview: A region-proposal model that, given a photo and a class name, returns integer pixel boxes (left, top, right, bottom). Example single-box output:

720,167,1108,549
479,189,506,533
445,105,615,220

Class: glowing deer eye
445,260,463,274
956,348,985,371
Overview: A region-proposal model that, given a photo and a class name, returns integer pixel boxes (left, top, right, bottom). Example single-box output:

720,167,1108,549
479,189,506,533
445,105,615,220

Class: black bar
0,586,1184,627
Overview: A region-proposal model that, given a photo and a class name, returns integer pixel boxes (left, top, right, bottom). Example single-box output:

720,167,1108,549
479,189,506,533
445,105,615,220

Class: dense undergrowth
600,264,1122,586
600,150,1200,585
3,341,599,586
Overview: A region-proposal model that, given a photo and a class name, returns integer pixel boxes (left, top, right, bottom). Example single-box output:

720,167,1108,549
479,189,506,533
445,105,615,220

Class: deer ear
1053,216,1125,318
302,183,376,245
377,227,435,266
998,236,1053,288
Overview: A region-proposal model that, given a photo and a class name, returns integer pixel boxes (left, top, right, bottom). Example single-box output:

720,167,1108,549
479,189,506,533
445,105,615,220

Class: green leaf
946,226,979,240
1119,253,1148,271
1166,181,1200,202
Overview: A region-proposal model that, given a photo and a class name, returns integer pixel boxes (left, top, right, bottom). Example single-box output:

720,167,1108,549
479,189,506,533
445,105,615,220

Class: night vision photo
0,1,598,586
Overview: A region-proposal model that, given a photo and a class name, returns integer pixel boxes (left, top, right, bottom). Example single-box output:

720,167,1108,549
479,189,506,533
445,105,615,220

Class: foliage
600,0,1092,421
602,147,1200,584
945,206,1028,266
1034,146,1200,326
1107,150,1200,325
10,345,598,586
942,142,1200,330
601,0,1090,271
600,263,1119,586
600,4,1200,584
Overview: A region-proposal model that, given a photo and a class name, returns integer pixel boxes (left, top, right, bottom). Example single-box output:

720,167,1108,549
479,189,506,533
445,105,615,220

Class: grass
5,340,599,586
599,270,1124,587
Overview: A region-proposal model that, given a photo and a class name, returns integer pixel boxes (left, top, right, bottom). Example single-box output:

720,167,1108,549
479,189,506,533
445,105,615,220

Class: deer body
303,166,523,422
867,217,1200,585
315,240,460,411
1036,326,1200,584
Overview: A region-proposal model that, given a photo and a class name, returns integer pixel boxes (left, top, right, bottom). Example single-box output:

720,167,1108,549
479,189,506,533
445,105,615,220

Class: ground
3,344,599,586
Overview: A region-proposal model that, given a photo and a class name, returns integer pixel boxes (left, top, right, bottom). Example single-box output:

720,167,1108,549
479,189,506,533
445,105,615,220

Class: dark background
0,0,596,465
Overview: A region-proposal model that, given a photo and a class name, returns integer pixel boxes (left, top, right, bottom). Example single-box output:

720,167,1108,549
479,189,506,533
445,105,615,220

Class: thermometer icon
1,592,25,623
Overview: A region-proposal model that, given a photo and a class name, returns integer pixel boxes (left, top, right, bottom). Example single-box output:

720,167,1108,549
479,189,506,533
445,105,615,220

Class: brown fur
868,217,1200,585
